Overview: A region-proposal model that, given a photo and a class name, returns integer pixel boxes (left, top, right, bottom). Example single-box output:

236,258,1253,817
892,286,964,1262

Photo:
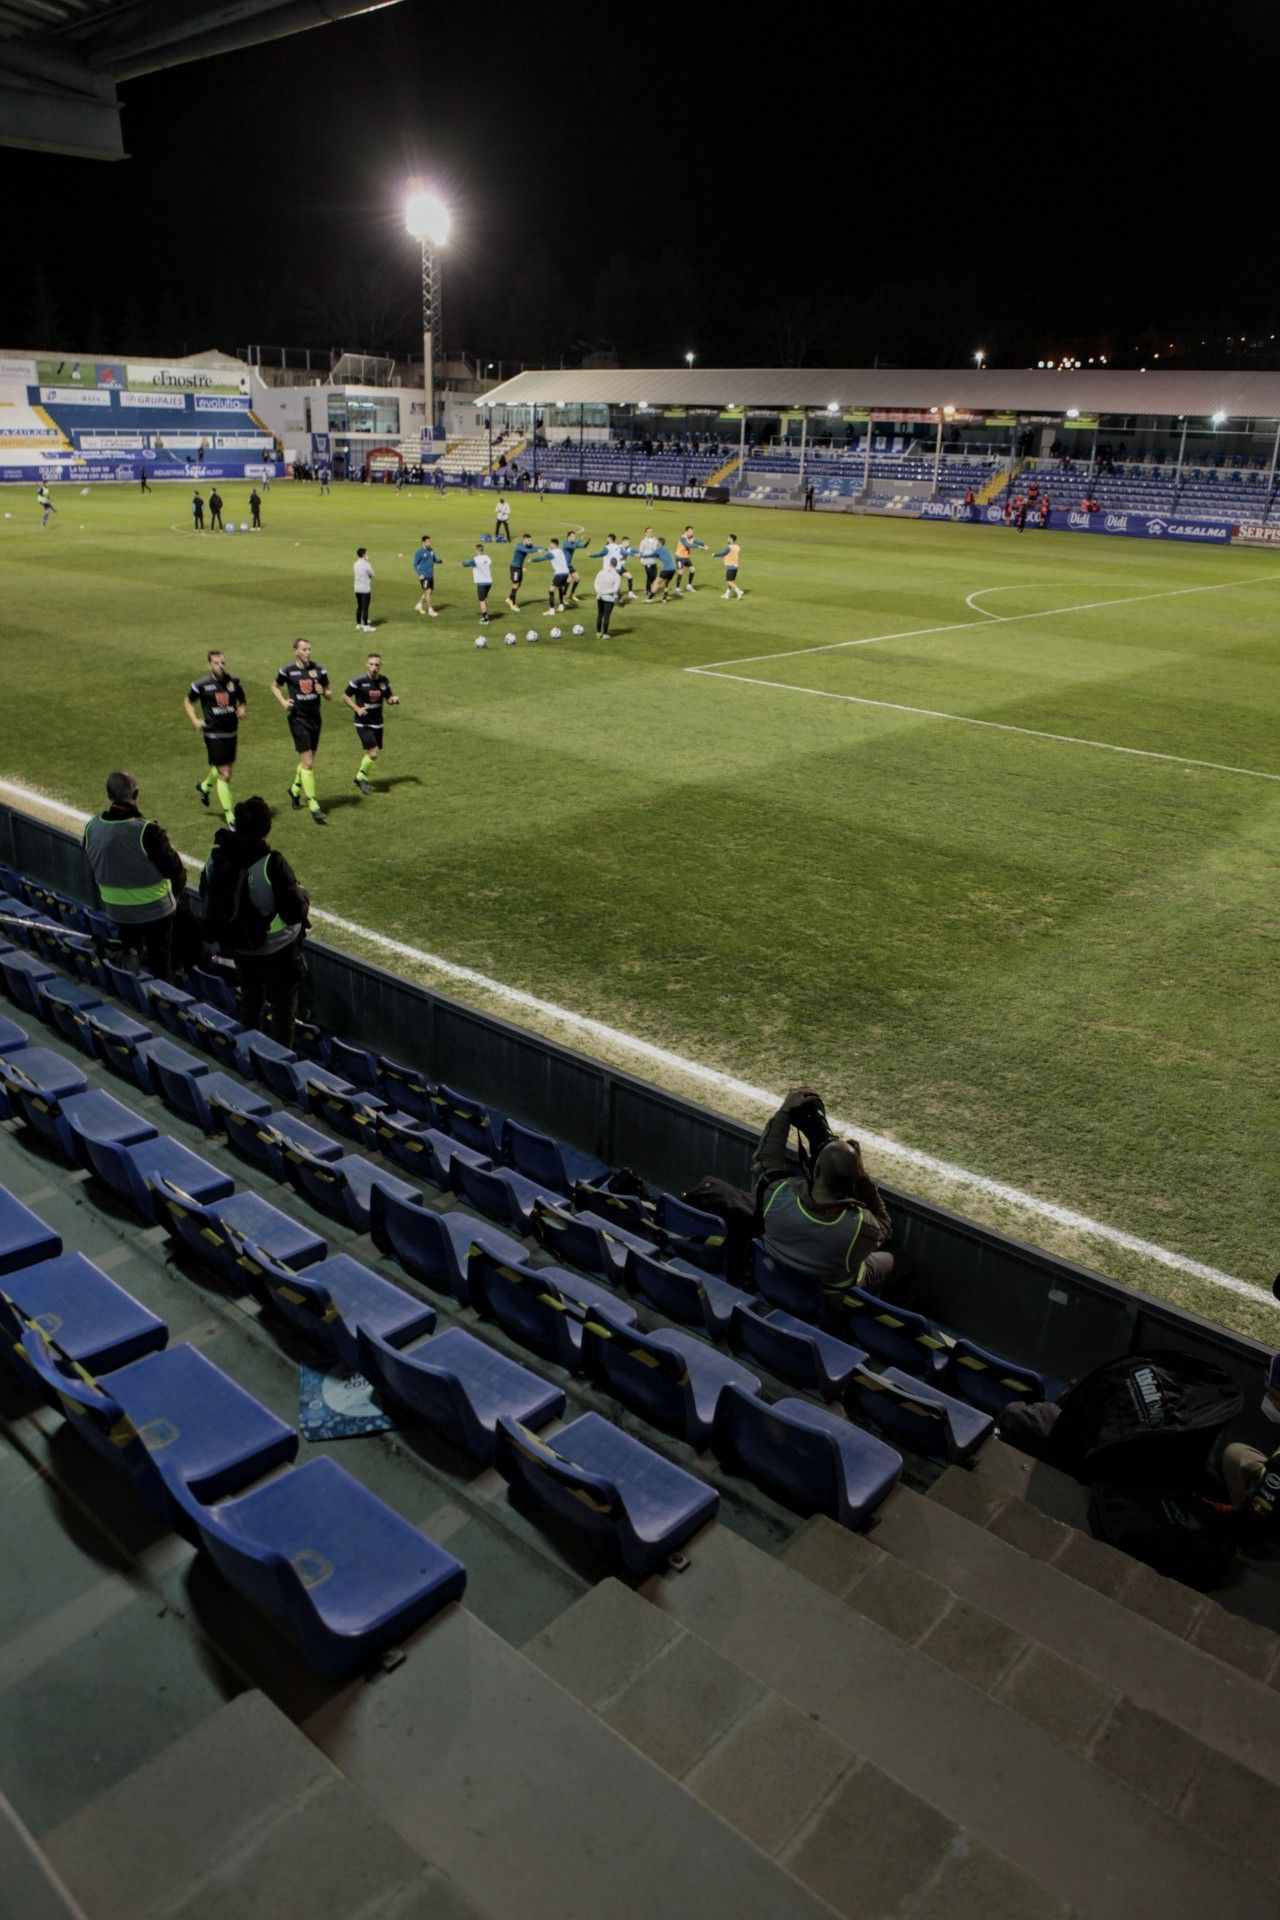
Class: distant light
1038,360,1045,368
1100,356,1107,365
943,405,955,416
1212,411,1227,425
974,350,985,365
638,402,649,410
404,187,451,246
1066,408,1080,419
826,402,839,413
684,351,695,368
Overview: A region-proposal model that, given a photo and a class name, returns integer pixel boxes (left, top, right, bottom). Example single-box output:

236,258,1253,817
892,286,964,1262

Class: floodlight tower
404,186,450,442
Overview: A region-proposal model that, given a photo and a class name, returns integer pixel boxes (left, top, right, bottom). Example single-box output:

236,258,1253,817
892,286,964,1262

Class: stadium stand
5,840,1280,1920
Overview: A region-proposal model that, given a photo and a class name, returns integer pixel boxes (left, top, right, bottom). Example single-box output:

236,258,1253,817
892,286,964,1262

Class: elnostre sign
126,364,250,396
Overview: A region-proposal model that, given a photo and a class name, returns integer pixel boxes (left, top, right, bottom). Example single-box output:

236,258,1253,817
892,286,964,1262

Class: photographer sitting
752,1087,897,1304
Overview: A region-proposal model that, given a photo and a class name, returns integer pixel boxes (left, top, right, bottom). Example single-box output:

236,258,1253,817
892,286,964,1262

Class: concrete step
639,1522,1280,1920
299,1602,841,1920
43,1691,482,1920
1,1793,88,1920
525,1578,1072,1920
781,1503,1280,1867
931,1453,1280,1687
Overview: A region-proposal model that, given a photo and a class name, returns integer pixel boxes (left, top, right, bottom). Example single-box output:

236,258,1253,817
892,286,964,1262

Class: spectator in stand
201,795,310,1047
83,771,186,981
752,1087,897,1304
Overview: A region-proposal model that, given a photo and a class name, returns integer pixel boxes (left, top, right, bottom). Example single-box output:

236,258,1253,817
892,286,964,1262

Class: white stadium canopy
483,366,1280,421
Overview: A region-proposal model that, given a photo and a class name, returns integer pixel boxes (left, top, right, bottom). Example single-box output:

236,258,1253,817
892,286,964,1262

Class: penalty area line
0,774,1270,1310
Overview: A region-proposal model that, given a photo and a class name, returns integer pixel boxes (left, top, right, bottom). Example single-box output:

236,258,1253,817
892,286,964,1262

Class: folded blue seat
286,1061,353,1106
179,1002,243,1066
501,1118,610,1196
0,1251,166,1374
431,1082,503,1156
729,1302,870,1400
19,1329,297,1535
221,1105,342,1182
450,1159,561,1234
190,966,238,1018
142,980,195,1036
494,1411,719,1578
468,1249,637,1372
532,1200,652,1279
945,1338,1056,1417
149,1177,327,1287
369,1112,459,1183
35,1087,155,1164
653,1192,729,1274
34,978,102,1052
834,1285,953,1381
571,1180,654,1239
285,1149,418,1235
0,950,56,1014
326,1036,380,1090
84,1005,155,1090
844,1364,993,1464
176,1455,467,1679
625,1245,751,1341
101,958,153,1015
0,1183,62,1277
235,1029,299,1095
137,1034,208,1098
305,1080,388,1149
68,1120,235,1223
375,1055,435,1122
152,1055,271,1136
711,1385,902,1528
751,1243,824,1322
368,1183,523,1304
0,1013,29,1054
359,1323,564,1462
234,1238,434,1370
582,1308,761,1451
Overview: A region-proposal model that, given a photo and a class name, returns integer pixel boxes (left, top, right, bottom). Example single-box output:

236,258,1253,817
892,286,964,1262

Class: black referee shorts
288,716,321,755
204,731,238,766
355,724,384,753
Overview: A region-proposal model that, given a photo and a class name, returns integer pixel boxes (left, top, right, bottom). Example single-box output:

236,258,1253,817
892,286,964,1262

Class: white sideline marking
0,776,1270,1311
694,570,1280,672
685,671,1280,784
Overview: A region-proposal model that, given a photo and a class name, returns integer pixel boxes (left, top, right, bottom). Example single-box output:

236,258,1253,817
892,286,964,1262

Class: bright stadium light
404,185,451,448
974,349,986,366
685,351,695,368
1066,408,1080,419
1212,411,1227,425
826,402,839,413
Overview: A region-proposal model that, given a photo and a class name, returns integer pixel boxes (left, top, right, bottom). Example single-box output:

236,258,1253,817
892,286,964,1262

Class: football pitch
2,483,1277,1336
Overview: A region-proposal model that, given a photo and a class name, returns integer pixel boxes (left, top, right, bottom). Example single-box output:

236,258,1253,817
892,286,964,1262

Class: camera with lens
789,1092,835,1179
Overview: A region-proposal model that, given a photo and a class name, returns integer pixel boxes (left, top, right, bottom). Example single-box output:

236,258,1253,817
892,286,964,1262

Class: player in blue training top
412,535,442,617
505,533,545,611
674,526,707,594
562,529,591,607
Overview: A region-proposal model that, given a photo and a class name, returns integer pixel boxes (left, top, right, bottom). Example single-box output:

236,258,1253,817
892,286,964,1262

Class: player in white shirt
353,548,375,631
494,495,511,542
462,545,494,623
637,528,661,601
594,558,622,636
533,538,571,614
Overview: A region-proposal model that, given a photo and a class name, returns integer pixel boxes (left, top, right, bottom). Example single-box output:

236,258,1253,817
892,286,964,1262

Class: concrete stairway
628,1524,1280,1919
930,1447,1280,1678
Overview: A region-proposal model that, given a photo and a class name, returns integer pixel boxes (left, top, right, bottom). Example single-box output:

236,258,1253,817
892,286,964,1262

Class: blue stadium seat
69,1124,235,1223
37,1086,155,1165
431,1082,504,1156
368,1183,524,1305
376,1054,435,1122
0,1045,89,1135
176,1455,466,1679
494,1411,719,1578
359,1323,564,1462
36,978,102,1051
0,1183,62,1277
572,1180,654,1238
653,1192,729,1273
0,1012,29,1054
304,1080,388,1149
287,1061,354,1106
19,1329,297,1534
149,1178,327,1287
156,1063,272,1137
532,1199,648,1279
84,1005,155,1089
729,1302,870,1400
945,1338,1056,1416
501,1118,610,1195
844,1363,993,1464
834,1285,953,1380
235,1029,299,1095
0,1251,165,1374
468,1249,636,1372
752,1243,824,1321
369,1111,456,1181
625,1244,751,1340
234,1238,435,1370
101,959,153,1015
221,1105,342,1182
0,949,56,1014
179,1002,244,1066
190,966,239,1018
711,1386,902,1527
326,1035,380,1089
137,1035,209,1100
450,1158,561,1234
284,1149,419,1235
144,981,196,1036
582,1308,761,1450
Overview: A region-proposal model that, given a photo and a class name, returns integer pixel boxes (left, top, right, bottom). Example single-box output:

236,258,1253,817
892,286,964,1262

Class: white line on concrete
692,570,1280,673
683,671,1280,783
0,776,1270,1309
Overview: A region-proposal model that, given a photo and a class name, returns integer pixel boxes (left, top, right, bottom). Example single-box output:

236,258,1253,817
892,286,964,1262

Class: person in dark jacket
751,1086,896,1304
200,794,309,1045
83,770,186,980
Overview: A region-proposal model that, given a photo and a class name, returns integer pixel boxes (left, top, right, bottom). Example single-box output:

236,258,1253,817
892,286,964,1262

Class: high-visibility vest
83,814,175,924
245,854,297,956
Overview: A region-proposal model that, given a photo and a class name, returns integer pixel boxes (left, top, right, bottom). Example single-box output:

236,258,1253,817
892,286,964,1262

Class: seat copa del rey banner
567,478,730,503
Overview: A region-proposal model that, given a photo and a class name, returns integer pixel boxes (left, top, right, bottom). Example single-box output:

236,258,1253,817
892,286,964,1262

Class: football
572,624,584,635
474,635,487,648
525,629,538,642
549,626,562,638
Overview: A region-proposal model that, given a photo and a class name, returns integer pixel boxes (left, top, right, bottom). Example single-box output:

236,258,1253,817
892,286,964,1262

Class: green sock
214,776,234,823
199,770,215,793
358,754,375,782
300,768,319,811
290,764,302,797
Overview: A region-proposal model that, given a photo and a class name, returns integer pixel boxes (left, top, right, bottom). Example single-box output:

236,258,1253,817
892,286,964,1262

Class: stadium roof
0,0,402,160
483,366,1280,421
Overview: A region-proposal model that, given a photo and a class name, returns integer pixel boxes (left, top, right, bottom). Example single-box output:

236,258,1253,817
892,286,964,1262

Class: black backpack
200,854,271,953
1087,1482,1238,1589
679,1176,758,1285
1041,1350,1242,1487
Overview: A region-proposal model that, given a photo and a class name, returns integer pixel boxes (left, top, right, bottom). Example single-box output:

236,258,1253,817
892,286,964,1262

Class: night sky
2,3,1276,371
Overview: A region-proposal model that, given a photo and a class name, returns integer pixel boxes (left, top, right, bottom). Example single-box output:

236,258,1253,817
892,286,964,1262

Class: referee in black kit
272,636,331,824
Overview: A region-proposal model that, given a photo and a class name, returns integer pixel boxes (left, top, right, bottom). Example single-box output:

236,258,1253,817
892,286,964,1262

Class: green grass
3,481,1278,1336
